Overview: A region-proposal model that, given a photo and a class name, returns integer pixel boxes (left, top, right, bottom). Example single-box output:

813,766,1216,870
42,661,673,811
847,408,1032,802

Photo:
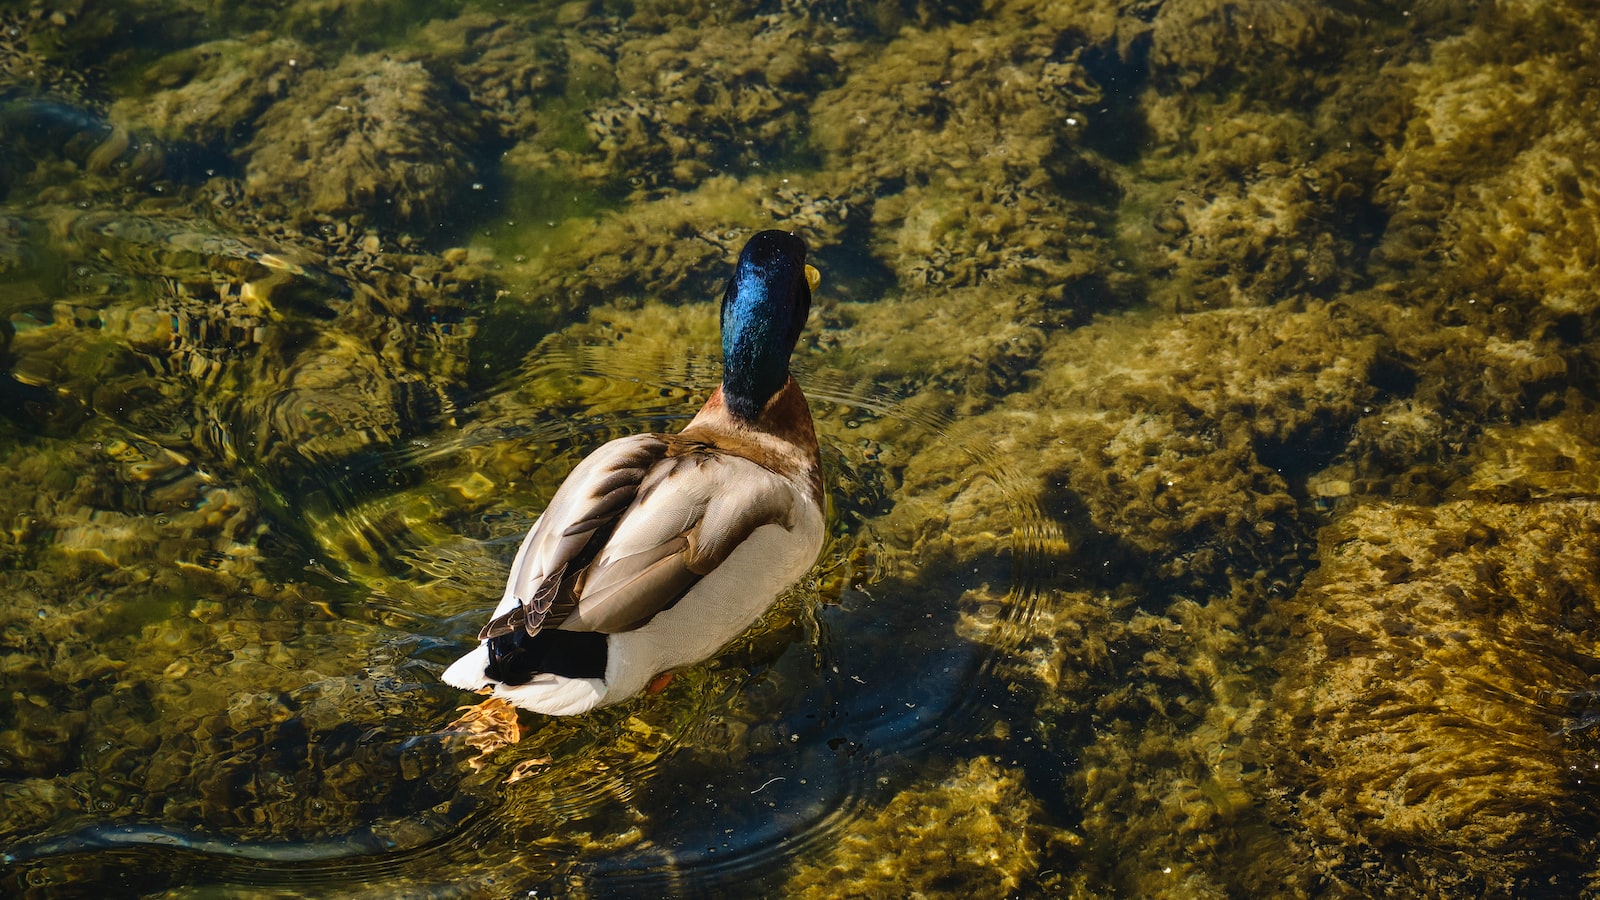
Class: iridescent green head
719,230,813,421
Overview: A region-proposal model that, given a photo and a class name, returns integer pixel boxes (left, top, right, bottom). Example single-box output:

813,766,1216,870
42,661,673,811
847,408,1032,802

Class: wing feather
477,434,808,644
565,449,802,629
477,434,669,640
562,535,697,631
682,486,795,574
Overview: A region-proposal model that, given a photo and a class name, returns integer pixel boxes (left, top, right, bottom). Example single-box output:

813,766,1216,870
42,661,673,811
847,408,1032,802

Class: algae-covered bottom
7,0,1600,896
0,308,1059,895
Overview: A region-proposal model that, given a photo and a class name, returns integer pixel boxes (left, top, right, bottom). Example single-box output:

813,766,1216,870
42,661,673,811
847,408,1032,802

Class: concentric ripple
312,338,1057,892
2,332,1061,896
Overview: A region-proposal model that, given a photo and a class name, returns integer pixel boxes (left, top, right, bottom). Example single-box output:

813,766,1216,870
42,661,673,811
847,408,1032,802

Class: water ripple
3,336,1060,895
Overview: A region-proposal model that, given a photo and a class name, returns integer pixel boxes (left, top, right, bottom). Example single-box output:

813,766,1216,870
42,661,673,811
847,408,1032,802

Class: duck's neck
681,379,820,479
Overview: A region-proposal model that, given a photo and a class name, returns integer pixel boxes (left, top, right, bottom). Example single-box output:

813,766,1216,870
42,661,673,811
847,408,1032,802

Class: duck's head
720,229,817,421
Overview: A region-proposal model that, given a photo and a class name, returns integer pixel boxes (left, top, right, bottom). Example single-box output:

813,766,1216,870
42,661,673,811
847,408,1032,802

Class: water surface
4,0,1600,896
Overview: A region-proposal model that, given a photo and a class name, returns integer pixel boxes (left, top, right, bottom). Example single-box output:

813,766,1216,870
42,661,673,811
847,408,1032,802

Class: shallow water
6,0,1600,896
1,344,1054,895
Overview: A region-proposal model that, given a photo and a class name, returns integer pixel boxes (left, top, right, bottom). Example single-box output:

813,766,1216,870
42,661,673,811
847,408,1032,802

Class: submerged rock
1374,6,1600,320
244,53,483,230
869,302,1379,590
579,17,842,191
1262,498,1600,895
7,0,1600,895
784,757,1074,897
810,13,1113,303
420,12,569,139
1146,0,1350,91
111,36,314,150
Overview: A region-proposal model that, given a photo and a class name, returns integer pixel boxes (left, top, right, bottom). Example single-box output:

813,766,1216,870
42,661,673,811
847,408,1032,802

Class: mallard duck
442,230,826,716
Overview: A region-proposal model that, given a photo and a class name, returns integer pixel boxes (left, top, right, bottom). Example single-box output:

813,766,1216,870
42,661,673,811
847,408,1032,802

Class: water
1,332,1056,894
7,1,1600,896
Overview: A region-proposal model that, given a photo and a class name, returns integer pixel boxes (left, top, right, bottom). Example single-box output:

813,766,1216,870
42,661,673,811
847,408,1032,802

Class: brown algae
4,0,1600,896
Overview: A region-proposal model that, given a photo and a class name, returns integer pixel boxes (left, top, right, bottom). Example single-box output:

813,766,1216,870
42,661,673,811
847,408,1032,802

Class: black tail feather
485,629,608,684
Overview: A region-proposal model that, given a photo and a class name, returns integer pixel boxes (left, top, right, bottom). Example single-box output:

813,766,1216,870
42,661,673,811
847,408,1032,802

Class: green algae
6,0,1600,895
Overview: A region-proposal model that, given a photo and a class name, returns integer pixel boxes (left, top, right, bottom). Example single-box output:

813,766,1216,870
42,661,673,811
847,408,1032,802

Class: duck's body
443,231,824,716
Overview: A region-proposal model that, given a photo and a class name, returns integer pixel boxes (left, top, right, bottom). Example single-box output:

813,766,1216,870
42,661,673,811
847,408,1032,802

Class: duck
442,230,826,716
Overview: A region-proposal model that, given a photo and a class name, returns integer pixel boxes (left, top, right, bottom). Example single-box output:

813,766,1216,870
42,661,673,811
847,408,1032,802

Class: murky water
8,0,1600,896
